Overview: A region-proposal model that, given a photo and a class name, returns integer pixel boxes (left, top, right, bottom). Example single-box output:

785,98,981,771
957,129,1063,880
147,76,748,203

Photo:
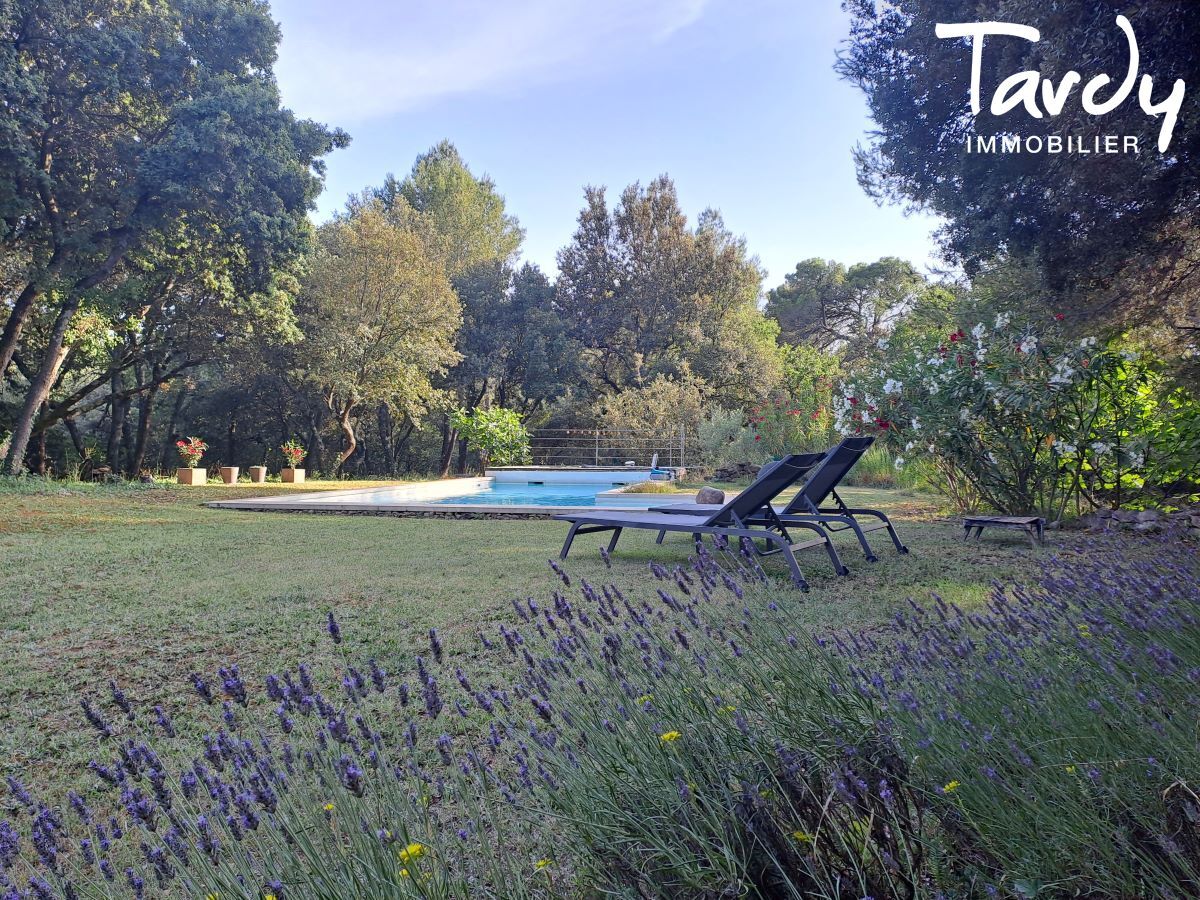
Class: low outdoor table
962,515,1046,548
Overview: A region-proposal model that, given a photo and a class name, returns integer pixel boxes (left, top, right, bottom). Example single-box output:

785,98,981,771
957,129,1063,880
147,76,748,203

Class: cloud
271,0,710,123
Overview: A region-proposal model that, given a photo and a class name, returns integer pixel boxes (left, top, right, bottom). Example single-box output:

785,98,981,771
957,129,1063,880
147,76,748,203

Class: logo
935,15,1185,154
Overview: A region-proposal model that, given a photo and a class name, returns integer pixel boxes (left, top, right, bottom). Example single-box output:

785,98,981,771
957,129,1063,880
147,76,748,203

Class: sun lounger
652,437,908,561
555,454,847,590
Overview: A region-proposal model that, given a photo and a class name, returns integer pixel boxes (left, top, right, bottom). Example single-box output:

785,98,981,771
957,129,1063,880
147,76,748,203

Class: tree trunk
377,402,396,474
130,384,159,475
32,401,50,475
3,295,79,474
334,404,357,472
0,281,43,382
106,373,127,470
63,417,86,461
438,416,456,478
159,387,188,470
457,435,469,475
306,410,327,474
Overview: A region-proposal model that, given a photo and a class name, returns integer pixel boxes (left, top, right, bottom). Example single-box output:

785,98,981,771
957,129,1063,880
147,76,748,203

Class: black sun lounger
555,454,847,590
652,437,908,562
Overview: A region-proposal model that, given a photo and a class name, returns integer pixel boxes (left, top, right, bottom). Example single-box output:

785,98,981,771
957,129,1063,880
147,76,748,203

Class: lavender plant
1,536,1197,899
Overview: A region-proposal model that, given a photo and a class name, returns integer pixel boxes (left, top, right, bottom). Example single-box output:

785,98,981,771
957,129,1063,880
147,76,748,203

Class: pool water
430,482,633,506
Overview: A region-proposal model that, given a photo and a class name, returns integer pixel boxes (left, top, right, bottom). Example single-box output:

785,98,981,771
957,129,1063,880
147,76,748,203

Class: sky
269,0,944,288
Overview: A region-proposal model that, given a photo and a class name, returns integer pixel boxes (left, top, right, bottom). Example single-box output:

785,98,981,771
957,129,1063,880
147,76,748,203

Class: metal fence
528,427,689,468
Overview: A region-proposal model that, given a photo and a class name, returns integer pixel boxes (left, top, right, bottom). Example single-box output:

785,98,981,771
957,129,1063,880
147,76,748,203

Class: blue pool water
430,482,632,506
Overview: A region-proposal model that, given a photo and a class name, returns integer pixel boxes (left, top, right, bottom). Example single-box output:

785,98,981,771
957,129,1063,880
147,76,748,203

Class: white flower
910,417,921,431
971,323,986,340
1079,336,1098,349
926,356,944,368
904,441,916,452
994,312,1011,329
927,443,936,453
1057,441,1077,455
882,378,903,395
1018,336,1038,354
1120,349,1139,362
893,456,905,470
1091,441,1112,455
877,338,889,350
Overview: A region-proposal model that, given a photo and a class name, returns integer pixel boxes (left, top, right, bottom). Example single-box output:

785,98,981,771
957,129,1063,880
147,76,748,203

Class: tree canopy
837,0,1200,334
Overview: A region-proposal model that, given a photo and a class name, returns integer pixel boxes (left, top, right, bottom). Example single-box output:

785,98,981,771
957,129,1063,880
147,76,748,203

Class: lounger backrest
703,454,812,526
781,436,875,513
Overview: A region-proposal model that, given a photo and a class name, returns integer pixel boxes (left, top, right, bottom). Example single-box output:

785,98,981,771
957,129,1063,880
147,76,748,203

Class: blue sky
269,0,943,288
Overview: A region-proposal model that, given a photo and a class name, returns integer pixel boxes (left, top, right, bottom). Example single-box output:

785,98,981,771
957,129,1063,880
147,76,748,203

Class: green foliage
766,257,929,362
298,203,462,470
839,313,1161,517
837,0,1200,332
619,480,681,494
449,406,531,468
696,407,764,468
595,372,706,435
556,176,780,409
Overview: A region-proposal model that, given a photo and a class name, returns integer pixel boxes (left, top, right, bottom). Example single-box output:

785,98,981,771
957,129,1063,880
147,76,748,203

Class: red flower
848,397,858,406
754,434,761,441
949,332,960,343
1054,313,1065,321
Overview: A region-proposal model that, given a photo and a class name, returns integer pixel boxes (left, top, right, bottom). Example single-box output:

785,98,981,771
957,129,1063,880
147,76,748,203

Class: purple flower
326,611,343,644
429,628,444,663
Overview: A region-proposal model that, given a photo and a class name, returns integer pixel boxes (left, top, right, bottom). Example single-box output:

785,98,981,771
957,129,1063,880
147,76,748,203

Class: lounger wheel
899,545,909,554
838,564,850,576
865,554,879,563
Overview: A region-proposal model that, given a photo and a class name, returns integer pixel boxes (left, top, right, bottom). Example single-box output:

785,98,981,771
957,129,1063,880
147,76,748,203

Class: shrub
619,481,680,493
696,406,764,468
280,439,307,468
175,437,208,468
838,313,1156,518
450,407,531,470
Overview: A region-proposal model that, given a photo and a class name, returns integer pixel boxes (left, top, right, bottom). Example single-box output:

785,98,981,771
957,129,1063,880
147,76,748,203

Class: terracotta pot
219,466,239,485
281,467,305,483
177,467,206,485
248,465,267,483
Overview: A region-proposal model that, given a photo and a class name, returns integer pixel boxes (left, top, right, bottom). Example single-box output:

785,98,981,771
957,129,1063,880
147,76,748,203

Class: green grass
0,476,1056,799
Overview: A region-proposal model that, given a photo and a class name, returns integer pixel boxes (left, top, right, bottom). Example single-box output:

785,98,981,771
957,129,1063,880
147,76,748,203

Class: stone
712,461,761,481
1133,521,1162,533
1135,508,1160,523
696,486,725,505
1112,509,1138,523
138,474,155,484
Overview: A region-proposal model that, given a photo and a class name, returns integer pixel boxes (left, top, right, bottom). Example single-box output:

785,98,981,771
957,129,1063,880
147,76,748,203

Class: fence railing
527,427,689,468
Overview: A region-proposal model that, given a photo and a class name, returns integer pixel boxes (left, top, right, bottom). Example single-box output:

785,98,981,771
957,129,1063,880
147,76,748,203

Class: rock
1188,515,1200,529
1135,509,1161,523
139,474,155,484
1095,506,1114,518
696,486,725,505
1134,521,1163,533
1112,509,1138,523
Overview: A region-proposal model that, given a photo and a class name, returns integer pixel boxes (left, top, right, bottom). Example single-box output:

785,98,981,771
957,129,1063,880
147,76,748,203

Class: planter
281,467,305,484
177,467,206,485
219,466,239,485
248,465,267,483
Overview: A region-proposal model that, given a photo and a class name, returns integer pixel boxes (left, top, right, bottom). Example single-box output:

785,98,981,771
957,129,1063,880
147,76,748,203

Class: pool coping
205,481,697,519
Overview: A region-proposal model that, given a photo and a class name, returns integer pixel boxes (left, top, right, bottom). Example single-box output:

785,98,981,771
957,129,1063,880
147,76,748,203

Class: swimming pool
429,481,637,506
208,474,695,516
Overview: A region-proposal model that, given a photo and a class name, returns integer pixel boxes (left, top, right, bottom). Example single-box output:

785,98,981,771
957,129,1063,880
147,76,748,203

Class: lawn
1,477,1045,798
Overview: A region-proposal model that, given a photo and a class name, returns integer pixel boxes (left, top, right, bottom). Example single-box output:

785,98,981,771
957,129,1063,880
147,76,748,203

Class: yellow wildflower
635,694,654,705
264,895,277,900
534,859,552,871
322,803,334,812
721,705,737,714
792,830,812,844
399,842,427,864
659,730,682,743
943,780,961,794
399,868,410,879
1065,765,1077,774
1077,623,1092,638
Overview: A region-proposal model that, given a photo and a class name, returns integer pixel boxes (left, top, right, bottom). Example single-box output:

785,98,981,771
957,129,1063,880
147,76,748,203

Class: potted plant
248,460,268,483
175,436,208,485
280,438,307,483
219,464,239,485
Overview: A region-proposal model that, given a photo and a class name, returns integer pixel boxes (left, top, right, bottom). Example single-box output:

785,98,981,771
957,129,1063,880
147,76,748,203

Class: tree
556,176,780,409
0,0,346,472
837,0,1200,335
373,141,527,475
766,257,928,361
449,407,530,471
297,204,461,472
